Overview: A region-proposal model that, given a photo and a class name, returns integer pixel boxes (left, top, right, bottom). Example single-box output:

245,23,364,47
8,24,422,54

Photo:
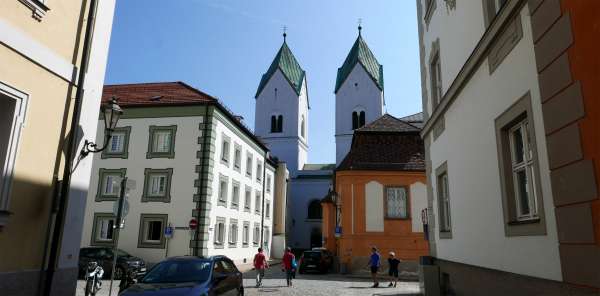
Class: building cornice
421,0,526,138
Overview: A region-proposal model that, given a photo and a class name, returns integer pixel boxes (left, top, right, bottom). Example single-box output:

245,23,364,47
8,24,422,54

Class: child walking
387,251,401,288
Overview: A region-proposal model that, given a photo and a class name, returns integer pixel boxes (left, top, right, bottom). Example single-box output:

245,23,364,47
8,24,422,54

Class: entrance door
310,228,322,248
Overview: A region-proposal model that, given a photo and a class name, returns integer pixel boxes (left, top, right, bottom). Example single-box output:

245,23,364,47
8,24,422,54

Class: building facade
0,0,115,295
323,114,429,273
81,82,286,266
417,0,599,293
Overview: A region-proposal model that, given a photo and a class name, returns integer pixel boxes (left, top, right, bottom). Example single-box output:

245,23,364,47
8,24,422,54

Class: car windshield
304,252,321,259
141,260,211,284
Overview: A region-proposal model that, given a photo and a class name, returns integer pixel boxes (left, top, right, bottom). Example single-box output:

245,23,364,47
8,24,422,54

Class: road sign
164,225,173,238
113,198,129,218
334,226,342,238
189,219,198,230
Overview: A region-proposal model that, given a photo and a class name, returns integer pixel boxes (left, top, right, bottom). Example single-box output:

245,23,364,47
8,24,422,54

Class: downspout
43,0,99,295
260,152,267,248
194,104,210,256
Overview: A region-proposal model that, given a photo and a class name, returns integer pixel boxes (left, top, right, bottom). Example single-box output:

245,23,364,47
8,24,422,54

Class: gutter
43,0,99,294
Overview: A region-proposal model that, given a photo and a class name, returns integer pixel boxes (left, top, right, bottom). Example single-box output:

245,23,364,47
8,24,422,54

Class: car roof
163,255,232,262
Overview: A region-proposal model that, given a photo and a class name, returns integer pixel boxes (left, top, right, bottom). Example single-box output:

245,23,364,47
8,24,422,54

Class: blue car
120,256,244,296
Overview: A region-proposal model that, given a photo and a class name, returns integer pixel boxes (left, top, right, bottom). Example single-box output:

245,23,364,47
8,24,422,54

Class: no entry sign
189,219,198,230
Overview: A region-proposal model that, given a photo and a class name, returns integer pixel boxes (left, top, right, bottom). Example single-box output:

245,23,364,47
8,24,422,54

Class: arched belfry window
352,110,366,130
307,200,322,219
270,115,284,133
301,115,305,138
277,115,283,132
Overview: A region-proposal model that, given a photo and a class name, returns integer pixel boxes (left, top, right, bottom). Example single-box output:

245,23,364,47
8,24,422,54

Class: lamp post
81,97,123,156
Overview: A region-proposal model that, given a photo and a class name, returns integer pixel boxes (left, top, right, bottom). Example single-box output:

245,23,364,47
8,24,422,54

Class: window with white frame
256,161,263,183
221,135,230,165
242,222,250,246
91,213,115,245
228,220,238,246
218,175,228,206
244,187,251,212
246,152,253,178
253,223,260,245
142,169,172,202
266,175,272,193
266,200,271,219
153,131,171,153
231,181,240,209
102,126,131,158
109,132,125,153
508,120,538,220
233,143,242,171
263,227,270,247
214,217,226,246
386,187,408,219
96,168,126,201
255,191,261,214
430,52,442,108
436,163,452,236
138,214,167,248
148,125,176,158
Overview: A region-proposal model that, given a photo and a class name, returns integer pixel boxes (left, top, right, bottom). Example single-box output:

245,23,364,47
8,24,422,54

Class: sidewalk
343,270,419,282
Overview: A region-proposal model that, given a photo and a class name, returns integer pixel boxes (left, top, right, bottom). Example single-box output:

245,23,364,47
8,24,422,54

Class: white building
254,30,386,250
417,0,599,294
81,82,286,266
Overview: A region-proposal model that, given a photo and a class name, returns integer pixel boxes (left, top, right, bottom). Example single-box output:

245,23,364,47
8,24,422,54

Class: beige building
0,1,115,295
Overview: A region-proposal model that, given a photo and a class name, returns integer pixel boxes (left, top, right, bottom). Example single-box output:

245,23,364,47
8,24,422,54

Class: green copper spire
255,37,305,98
335,31,384,94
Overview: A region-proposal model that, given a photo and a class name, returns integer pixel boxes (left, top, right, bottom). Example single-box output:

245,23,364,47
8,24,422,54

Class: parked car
120,256,244,296
298,249,333,274
78,247,146,280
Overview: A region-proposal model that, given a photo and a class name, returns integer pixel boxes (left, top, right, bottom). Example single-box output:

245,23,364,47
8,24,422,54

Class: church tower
335,26,384,164
255,33,308,175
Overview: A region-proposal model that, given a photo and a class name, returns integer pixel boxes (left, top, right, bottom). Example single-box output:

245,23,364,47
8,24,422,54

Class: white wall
335,64,384,164
255,69,308,174
365,181,384,232
425,6,561,281
288,174,331,249
410,182,427,233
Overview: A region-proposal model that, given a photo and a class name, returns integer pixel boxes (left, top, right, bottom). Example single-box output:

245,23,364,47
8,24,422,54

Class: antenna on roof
283,25,287,42
358,18,362,36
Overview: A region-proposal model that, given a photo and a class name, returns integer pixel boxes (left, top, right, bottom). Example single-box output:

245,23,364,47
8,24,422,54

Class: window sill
508,218,540,226
214,243,224,249
305,218,322,222
385,217,410,220
439,230,452,239
18,0,49,20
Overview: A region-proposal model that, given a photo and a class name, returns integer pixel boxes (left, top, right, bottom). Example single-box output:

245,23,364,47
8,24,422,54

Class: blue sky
105,0,422,164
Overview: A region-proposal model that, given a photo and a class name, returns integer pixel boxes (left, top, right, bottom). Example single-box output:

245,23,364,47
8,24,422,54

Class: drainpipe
43,0,99,295
260,152,267,248
194,104,210,256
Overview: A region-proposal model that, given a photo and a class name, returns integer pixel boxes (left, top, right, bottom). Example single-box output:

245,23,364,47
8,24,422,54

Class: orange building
322,113,429,273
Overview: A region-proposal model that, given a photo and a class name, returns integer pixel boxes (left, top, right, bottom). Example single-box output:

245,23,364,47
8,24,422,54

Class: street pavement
76,265,422,296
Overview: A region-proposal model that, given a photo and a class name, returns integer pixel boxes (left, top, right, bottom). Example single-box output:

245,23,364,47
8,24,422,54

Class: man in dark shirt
387,251,401,288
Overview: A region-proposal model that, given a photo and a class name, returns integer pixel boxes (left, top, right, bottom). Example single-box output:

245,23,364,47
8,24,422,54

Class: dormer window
270,115,283,133
352,111,366,130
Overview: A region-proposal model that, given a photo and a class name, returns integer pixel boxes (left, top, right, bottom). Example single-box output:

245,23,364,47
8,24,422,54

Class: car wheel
238,286,244,296
114,267,124,280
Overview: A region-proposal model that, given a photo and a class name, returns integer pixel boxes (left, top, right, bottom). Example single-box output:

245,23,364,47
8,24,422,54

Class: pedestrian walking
366,246,381,288
282,247,296,287
253,247,269,287
387,251,401,288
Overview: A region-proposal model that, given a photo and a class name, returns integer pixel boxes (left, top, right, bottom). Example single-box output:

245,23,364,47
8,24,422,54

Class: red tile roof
102,82,216,107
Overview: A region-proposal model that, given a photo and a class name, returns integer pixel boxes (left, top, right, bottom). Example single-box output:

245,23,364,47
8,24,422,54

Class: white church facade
254,28,388,250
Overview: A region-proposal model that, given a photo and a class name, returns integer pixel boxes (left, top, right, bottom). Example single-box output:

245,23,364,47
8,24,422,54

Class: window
147,125,177,158
17,0,49,20
220,134,230,165
430,52,442,108
386,187,409,219
483,0,508,27
270,115,283,133
351,111,366,130
233,143,242,171
307,200,322,220
231,180,240,209
436,162,452,237
214,217,226,247
256,161,263,183
246,152,253,178
0,86,27,226
263,227,270,247
424,0,437,25
138,214,167,248
218,175,229,207
96,168,126,201
495,93,545,236
244,187,252,212
102,127,131,159
255,191,262,214
266,200,271,219
301,115,306,138
266,175,272,193
253,223,260,246
142,168,173,203
228,219,238,246
91,213,115,246
242,222,250,246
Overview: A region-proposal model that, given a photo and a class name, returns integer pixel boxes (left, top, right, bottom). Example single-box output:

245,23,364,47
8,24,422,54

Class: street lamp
81,97,123,156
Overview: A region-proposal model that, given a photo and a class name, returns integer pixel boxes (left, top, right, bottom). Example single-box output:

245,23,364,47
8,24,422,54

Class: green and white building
80,82,286,265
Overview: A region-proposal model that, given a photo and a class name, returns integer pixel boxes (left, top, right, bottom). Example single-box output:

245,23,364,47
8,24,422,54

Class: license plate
307,265,316,268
